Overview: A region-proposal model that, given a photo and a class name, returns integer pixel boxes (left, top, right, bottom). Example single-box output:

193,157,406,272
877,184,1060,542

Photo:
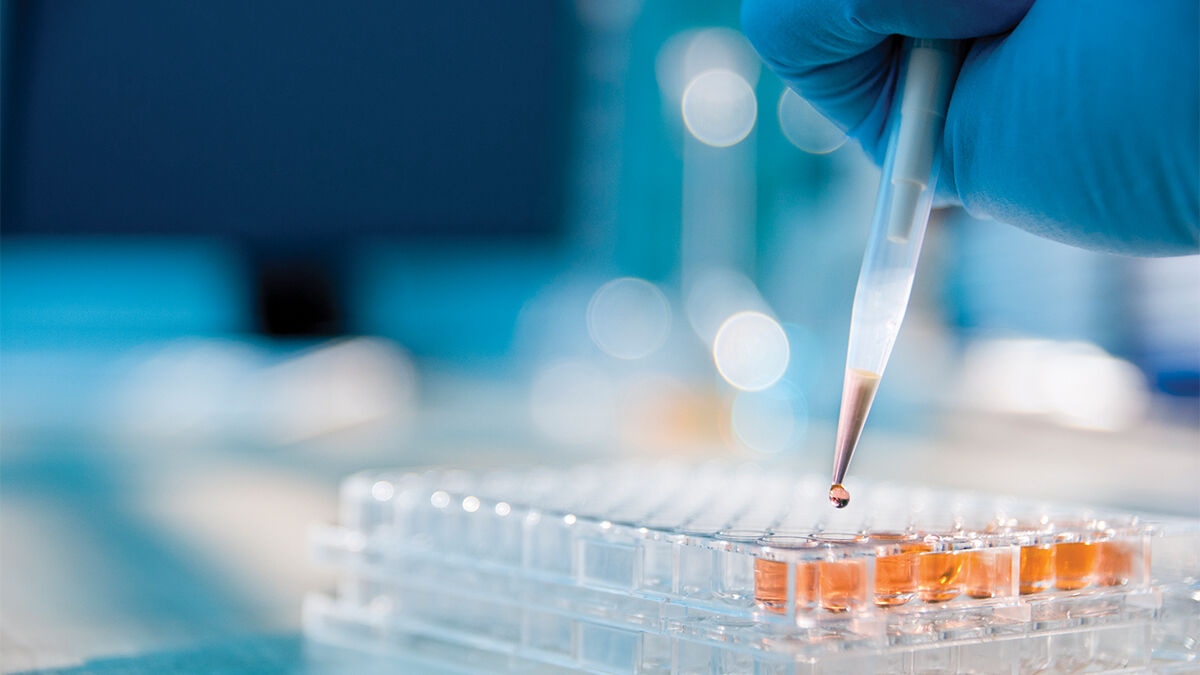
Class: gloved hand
742,0,1199,256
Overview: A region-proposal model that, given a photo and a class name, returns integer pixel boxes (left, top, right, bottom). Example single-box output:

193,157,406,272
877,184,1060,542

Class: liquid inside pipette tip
828,484,850,509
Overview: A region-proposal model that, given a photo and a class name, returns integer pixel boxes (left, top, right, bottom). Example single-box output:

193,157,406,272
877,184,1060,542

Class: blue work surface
13,634,456,674
0,344,556,673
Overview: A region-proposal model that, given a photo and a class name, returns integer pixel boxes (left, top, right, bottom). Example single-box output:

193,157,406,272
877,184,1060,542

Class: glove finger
943,0,1199,255
742,0,1034,157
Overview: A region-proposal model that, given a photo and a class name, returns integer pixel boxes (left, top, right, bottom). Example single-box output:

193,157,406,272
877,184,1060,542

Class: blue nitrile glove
742,0,1199,256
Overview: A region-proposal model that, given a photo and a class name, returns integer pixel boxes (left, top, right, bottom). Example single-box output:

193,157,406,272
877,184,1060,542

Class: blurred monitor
2,0,572,242
2,0,574,334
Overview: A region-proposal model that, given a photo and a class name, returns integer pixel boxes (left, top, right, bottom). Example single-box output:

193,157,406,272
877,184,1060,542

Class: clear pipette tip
830,367,881,503
829,38,963,504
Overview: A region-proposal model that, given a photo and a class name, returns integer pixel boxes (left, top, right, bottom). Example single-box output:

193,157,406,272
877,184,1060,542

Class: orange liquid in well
918,551,964,602
1054,542,1098,590
819,559,867,612
1095,541,1135,587
1019,545,1054,594
754,559,787,610
964,548,1013,598
754,559,817,612
871,536,918,607
797,562,818,606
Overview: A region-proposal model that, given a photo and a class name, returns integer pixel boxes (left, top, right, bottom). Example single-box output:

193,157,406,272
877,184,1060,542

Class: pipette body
830,39,964,503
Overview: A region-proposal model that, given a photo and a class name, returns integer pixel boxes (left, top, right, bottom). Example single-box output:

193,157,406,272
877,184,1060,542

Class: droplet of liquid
828,484,850,509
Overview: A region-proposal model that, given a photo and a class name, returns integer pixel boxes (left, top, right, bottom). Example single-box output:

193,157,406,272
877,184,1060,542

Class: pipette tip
830,368,881,494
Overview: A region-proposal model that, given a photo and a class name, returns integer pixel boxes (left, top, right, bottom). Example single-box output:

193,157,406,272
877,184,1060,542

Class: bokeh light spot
586,277,671,359
530,360,617,444
778,89,846,154
657,28,761,105
682,70,757,147
731,386,808,453
370,480,394,502
685,268,768,346
713,311,790,391
683,28,761,89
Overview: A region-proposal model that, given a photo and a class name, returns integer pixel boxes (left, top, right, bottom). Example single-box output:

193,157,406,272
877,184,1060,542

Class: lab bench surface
1,405,1196,672
9,634,456,675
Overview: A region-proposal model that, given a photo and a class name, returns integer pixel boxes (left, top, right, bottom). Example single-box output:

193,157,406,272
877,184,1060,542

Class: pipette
829,38,964,508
